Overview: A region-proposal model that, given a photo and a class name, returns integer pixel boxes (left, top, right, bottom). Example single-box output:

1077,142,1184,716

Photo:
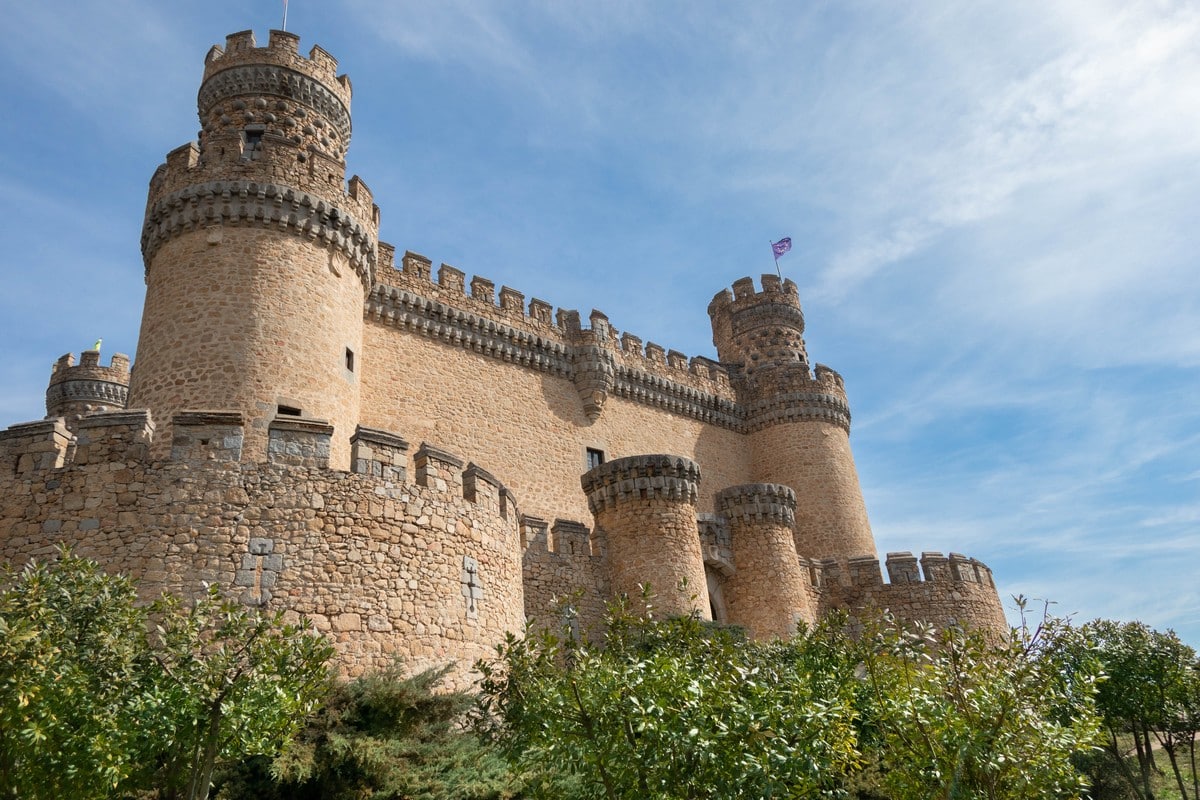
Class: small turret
45,350,131,428
716,483,814,639
708,273,808,383
581,454,711,618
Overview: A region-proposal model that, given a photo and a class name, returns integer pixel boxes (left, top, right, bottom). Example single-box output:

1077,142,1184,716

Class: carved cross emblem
462,555,482,619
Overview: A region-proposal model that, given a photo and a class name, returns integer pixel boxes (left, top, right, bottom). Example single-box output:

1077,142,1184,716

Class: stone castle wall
359,251,753,524
813,551,1009,639
0,410,524,686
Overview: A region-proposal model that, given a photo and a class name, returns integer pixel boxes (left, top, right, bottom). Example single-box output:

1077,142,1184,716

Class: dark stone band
45,380,129,411
199,64,351,143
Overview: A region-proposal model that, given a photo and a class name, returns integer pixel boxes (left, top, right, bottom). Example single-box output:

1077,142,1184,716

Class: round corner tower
130,29,379,467
708,274,875,561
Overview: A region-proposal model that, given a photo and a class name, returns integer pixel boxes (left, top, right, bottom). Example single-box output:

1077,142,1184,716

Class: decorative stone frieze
581,454,701,515
198,64,352,143
45,379,129,411
715,483,797,524
141,180,376,288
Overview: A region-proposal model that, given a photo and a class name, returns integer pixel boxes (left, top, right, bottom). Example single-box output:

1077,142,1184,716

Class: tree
477,598,862,799
218,663,520,800
0,552,149,799
144,584,335,800
1084,619,1200,800
0,552,334,800
855,600,1102,800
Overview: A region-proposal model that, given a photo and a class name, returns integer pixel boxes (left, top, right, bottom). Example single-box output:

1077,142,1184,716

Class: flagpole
770,241,782,279
282,0,289,31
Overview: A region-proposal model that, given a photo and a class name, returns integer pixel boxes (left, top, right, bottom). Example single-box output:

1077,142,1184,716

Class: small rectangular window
345,347,355,372
277,405,302,417
242,126,265,161
586,448,605,470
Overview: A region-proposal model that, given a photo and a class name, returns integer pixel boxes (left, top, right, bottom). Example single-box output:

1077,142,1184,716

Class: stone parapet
171,411,245,462
414,442,464,493
73,411,154,466
267,417,334,468
0,418,73,476
814,550,1007,641
741,379,852,433
581,454,701,515
350,426,408,481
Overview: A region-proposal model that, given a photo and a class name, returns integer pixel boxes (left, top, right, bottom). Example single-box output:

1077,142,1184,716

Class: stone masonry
0,29,1008,679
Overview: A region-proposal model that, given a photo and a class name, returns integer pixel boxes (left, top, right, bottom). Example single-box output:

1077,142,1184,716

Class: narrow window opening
277,405,301,417
586,447,605,471
345,347,355,372
242,126,265,160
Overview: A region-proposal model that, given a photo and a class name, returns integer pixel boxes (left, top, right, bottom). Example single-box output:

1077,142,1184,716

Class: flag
771,237,792,259
92,338,102,352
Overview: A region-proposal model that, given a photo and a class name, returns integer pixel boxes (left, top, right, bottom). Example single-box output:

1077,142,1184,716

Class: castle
0,30,1006,679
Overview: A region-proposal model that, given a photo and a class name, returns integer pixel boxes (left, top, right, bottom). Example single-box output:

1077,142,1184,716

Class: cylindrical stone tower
45,350,131,429
582,454,711,619
709,274,875,561
716,483,813,639
130,30,379,467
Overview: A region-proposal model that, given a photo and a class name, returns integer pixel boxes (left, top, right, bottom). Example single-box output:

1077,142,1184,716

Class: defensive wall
1,406,1007,660
0,409,524,686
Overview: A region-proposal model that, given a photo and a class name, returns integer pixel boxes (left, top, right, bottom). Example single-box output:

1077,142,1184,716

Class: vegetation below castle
2,554,1198,800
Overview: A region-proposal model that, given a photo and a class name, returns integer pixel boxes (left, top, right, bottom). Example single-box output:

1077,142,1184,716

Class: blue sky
1,1,1197,641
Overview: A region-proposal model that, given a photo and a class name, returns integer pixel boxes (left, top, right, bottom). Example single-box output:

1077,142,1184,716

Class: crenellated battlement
808,550,1007,638
202,30,351,117
0,410,517,519
581,454,702,514
814,551,996,591
707,273,802,319
369,252,744,428
0,409,525,684
46,350,131,422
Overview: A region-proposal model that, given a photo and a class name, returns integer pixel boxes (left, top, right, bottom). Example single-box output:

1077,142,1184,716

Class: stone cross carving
461,555,482,619
236,537,282,606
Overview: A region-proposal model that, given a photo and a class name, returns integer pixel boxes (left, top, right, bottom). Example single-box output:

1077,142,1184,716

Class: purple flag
772,237,792,259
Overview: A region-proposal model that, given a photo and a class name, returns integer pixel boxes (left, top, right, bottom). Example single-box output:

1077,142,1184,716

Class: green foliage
144,584,335,800
0,551,149,799
217,663,519,800
855,599,1103,800
477,601,863,799
0,552,334,800
1083,619,1200,800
